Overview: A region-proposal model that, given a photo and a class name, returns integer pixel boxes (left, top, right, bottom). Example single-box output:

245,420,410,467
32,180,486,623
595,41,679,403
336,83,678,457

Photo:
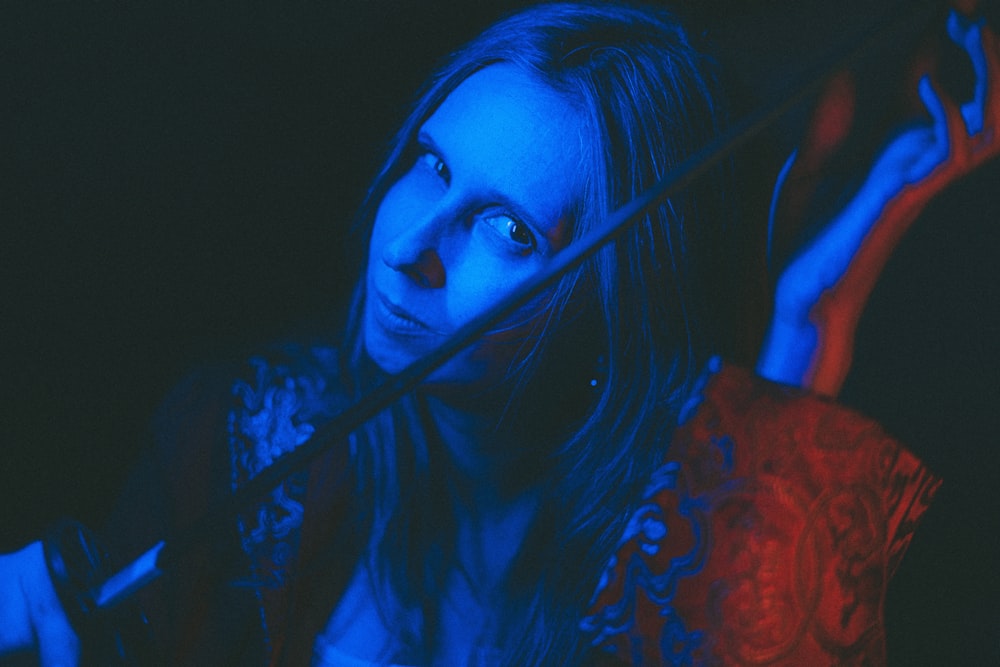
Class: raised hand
757,10,999,396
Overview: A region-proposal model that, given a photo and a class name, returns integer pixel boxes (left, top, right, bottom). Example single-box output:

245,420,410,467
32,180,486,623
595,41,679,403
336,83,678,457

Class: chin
369,345,504,395
363,313,514,389
363,336,413,376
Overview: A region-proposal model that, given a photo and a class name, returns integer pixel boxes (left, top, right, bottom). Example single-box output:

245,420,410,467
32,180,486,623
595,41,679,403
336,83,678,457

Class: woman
2,2,993,665
248,4,731,663
2,4,735,664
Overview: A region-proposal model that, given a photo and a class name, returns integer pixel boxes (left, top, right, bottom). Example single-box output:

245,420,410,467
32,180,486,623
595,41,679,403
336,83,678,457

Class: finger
955,18,988,135
946,9,966,46
918,75,949,156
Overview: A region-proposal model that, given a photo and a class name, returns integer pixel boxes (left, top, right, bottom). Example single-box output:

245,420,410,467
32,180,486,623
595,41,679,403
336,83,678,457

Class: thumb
21,542,81,667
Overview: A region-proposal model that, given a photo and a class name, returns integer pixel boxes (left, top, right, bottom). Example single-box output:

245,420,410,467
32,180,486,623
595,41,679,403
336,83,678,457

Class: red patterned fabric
583,361,941,666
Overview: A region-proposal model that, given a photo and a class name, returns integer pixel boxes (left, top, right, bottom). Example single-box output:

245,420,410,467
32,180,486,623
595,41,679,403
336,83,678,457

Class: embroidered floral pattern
582,363,941,666
227,348,338,582
232,374,315,478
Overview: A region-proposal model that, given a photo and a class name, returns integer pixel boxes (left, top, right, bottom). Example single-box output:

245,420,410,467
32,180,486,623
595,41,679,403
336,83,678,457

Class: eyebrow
415,129,571,255
415,130,444,157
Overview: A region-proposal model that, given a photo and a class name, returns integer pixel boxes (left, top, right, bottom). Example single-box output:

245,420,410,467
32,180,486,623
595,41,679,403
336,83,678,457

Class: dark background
1,1,996,664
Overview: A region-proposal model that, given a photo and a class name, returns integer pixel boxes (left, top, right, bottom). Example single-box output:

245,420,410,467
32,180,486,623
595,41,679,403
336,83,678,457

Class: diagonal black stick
94,0,940,610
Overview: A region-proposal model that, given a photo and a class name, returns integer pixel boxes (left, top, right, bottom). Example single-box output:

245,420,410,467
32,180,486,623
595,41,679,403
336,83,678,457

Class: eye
416,150,450,184
481,213,537,255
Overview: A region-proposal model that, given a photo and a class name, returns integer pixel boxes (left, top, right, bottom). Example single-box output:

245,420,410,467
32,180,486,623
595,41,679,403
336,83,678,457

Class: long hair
331,3,733,664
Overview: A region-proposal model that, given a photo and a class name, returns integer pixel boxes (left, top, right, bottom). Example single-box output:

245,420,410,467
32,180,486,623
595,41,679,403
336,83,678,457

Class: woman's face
363,64,585,387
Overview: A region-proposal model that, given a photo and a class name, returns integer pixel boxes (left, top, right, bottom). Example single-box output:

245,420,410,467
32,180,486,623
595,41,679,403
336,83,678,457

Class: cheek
442,253,533,323
449,262,554,344
442,260,516,334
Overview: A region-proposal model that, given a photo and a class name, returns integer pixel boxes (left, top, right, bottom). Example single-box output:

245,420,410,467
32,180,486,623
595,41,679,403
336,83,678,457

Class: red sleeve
583,361,941,666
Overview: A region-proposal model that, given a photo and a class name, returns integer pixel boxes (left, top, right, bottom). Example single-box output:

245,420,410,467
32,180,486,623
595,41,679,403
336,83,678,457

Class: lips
372,289,436,335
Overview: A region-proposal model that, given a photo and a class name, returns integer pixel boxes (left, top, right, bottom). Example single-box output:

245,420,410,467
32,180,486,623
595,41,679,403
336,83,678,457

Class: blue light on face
362,64,584,386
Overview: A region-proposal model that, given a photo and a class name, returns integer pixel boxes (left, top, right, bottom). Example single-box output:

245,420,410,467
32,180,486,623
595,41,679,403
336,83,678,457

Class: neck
420,390,542,596
420,387,546,513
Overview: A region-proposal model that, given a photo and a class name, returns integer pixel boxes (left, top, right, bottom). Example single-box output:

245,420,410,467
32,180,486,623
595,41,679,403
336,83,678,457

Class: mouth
372,289,436,335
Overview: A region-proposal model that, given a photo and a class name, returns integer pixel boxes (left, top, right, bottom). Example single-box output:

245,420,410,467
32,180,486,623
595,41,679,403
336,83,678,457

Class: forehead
421,64,585,230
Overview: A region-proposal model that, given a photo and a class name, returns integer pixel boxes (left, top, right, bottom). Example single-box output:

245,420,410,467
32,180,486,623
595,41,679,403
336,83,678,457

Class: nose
381,226,447,289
